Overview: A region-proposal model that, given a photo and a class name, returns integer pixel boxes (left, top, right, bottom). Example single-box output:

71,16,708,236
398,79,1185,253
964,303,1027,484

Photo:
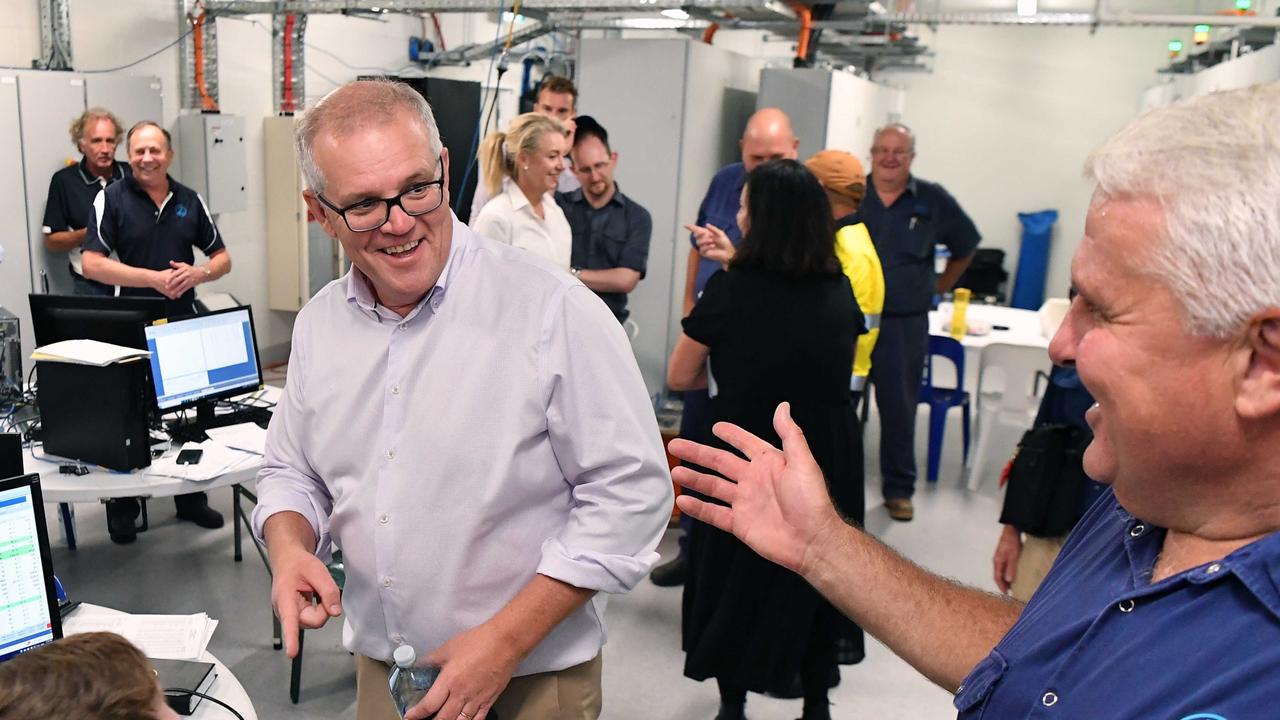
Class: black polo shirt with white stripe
42,158,129,280
83,174,225,310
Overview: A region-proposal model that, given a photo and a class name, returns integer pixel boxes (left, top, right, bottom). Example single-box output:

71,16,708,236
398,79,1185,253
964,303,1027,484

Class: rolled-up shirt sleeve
537,284,673,594
252,319,334,555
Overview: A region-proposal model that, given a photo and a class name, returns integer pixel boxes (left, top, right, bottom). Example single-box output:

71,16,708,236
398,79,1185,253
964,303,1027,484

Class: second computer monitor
144,306,263,413
28,294,168,351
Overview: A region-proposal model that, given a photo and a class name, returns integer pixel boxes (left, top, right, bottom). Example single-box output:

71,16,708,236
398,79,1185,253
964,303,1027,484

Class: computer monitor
28,294,168,351
143,306,263,420
0,474,62,663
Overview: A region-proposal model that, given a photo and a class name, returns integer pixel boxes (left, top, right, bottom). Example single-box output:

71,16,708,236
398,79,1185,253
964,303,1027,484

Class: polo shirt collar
77,157,125,185
1115,500,1280,621
345,211,469,319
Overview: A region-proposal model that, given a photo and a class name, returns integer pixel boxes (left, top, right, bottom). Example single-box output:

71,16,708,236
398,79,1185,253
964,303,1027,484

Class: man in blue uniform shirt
649,107,798,587
83,120,232,541
83,121,231,318
856,124,980,521
667,84,1280,719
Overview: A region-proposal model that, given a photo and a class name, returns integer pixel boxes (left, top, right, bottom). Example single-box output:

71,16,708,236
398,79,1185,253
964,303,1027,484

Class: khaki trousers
1010,534,1067,603
355,652,602,720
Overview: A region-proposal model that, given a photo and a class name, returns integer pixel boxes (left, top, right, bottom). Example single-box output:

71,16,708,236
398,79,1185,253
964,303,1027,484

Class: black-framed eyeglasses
315,158,446,232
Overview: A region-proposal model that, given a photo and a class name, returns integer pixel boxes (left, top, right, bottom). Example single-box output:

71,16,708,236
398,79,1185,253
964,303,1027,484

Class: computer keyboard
167,405,273,445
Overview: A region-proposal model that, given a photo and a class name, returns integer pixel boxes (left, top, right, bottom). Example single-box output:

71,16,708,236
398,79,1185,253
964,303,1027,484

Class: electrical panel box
176,113,246,214
264,115,345,312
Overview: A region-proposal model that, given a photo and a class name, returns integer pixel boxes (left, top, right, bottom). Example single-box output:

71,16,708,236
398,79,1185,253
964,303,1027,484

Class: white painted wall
878,24,1175,299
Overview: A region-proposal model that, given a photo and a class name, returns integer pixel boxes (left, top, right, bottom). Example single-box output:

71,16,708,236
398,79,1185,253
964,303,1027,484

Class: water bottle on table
950,288,972,339
389,645,441,718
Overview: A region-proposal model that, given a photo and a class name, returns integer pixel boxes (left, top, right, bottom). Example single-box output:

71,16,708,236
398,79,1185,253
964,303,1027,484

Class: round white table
198,651,257,720
25,445,260,555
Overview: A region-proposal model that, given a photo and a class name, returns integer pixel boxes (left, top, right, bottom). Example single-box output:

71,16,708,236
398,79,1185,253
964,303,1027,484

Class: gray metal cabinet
0,75,33,355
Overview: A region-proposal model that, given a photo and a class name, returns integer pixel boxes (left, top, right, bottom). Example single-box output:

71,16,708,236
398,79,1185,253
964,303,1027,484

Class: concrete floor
44,399,1014,720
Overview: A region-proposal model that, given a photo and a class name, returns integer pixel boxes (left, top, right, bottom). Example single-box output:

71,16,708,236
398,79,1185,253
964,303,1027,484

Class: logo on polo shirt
175,204,189,218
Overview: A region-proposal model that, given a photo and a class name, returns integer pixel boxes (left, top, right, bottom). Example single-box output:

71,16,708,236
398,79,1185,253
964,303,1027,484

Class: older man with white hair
252,80,672,720
668,83,1280,718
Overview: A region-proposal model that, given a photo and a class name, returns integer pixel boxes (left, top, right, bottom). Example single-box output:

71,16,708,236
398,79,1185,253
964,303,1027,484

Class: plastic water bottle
388,645,440,719
950,288,972,340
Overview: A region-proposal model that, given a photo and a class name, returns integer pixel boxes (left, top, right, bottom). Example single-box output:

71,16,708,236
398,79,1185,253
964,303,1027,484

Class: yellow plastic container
950,288,972,339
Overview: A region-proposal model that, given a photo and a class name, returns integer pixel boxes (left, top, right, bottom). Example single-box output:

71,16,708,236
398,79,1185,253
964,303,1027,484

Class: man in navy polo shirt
856,124,980,522
668,84,1280,719
41,108,129,295
83,121,231,317
649,108,798,587
83,120,232,540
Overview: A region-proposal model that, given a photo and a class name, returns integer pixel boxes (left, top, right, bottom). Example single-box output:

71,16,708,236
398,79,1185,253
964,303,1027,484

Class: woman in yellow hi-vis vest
806,151,885,395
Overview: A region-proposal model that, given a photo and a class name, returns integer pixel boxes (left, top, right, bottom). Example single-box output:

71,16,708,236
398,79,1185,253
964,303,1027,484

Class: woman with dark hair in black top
671,159,867,720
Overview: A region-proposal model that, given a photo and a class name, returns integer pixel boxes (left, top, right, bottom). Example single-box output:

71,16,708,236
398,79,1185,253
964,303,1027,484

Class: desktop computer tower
36,359,151,471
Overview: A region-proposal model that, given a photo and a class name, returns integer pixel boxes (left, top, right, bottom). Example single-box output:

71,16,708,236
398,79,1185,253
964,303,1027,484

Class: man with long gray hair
668,83,1280,718
252,80,672,720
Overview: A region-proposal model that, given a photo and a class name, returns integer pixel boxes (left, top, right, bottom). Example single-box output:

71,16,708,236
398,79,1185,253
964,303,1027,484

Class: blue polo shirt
691,162,746,297
854,174,980,316
956,488,1280,718
83,174,225,311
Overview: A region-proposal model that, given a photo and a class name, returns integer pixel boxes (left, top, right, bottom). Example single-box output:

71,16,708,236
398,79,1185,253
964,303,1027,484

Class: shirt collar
564,184,626,209
1115,498,1280,621
505,180,534,214
344,211,469,319
77,157,125,185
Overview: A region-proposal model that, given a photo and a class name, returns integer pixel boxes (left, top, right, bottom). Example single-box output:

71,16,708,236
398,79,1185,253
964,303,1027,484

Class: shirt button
391,385,401,395
385,449,396,460
1129,524,1145,537
1041,691,1059,707
382,577,392,588
393,635,404,644
1117,599,1135,613
398,323,407,332
379,514,389,524
1207,562,1222,574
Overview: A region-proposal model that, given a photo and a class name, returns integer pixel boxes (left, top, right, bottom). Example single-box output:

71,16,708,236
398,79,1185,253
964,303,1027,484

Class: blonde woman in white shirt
473,113,574,271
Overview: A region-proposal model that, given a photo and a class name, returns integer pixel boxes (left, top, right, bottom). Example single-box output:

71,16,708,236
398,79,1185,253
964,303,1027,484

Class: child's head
0,632,179,720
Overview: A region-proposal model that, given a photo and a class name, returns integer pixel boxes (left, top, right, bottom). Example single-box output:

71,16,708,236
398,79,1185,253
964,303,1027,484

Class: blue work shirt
83,174,225,314
690,163,746,297
854,174,980,316
957,488,1280,719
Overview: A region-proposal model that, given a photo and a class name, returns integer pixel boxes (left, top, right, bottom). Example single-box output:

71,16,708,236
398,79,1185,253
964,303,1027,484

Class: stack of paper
30,339,150,366
144,441,258,482
204,422,268,456
63,604,219,661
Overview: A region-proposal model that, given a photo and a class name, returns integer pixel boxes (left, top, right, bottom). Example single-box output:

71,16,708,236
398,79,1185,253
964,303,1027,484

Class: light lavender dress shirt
252,214,672,674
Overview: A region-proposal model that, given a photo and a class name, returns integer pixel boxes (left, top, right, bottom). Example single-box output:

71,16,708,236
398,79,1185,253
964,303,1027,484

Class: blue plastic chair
918,335,971,484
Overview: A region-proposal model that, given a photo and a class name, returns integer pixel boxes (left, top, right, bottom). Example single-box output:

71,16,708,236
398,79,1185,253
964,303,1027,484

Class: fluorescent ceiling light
617,18,691,28
1017,0,1036,16
661,8,690,20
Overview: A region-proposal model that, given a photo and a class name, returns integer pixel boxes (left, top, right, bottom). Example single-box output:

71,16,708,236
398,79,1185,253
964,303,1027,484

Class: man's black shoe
105,498,140,544
650,555,686,587
174,493,225,529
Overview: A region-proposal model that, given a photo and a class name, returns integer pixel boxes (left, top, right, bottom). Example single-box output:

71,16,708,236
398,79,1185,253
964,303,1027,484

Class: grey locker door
16,72,87,297
84,74,164,162
0,75,34,356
